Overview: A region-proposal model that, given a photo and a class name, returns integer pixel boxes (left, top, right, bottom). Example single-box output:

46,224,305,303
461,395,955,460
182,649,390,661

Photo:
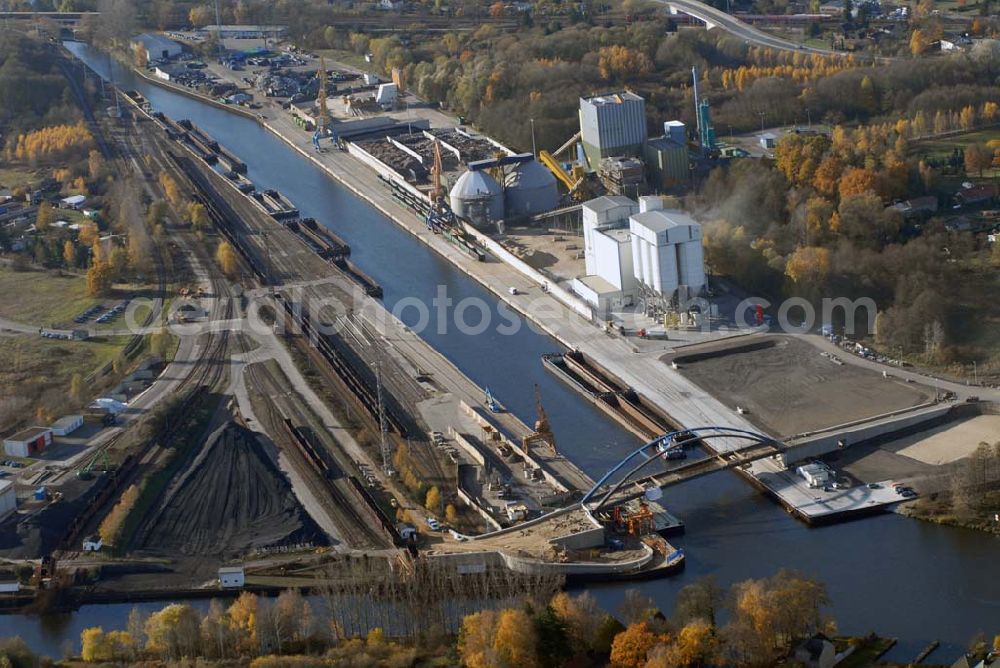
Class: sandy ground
137,422,325,558
678,336,934,438
889,415,1000,465
501,226,586,282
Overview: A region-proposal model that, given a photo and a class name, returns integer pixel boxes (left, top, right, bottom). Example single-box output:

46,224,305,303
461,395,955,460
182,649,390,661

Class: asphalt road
658,0,845,56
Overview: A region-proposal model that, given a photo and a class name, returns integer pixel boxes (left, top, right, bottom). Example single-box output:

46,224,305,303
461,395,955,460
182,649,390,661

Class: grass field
0,165,45,193
911,127,1000,178
0,334,129,429
0,267,94,327
312,48,369,72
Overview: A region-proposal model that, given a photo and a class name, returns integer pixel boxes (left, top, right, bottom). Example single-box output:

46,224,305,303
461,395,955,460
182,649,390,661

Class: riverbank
896,490,1000,535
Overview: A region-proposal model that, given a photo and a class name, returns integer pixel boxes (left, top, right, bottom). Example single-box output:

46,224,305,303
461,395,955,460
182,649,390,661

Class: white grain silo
629,209,705,301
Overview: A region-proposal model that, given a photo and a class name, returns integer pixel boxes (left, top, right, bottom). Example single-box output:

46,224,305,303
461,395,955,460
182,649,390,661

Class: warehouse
130,33,183,63
3,427,52,458
0,479,16,521
51,415,83,437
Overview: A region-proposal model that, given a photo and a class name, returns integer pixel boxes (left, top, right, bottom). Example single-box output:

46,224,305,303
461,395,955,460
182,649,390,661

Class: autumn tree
81,627,112,662
646,619,717,668
36,201,55,230
186,201,210,231
785,246,832,287
228,592,259,655
87,260,114,297
445,503,459,524
551,591,605,653
965,143,993,177
493,608,538,667
425,485,443,514
216,240,238,278
910,28,930,55
609,621,663,668
837,167,878,200
63,240,77,268
597,46,652,81
145,603,201,660
457,609,499,668
189,5,213,26
618,589,658,625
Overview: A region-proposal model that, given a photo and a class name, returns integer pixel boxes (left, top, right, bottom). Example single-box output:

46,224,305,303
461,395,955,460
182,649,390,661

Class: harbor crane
426,139,455,230
522,384,557,455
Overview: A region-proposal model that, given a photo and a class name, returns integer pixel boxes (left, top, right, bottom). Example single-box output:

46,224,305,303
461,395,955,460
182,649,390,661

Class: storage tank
504,159,558,217
449,170,504,228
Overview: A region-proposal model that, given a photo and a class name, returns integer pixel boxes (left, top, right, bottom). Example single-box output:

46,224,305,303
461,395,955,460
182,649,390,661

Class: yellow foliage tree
597,46,652,81
784,246,831,286
14,122,94,165
425,485,442,514
445,503,458,524
457,609,499,668
228,591,259,654
493,608,538,668
87,260,114,297
609,621,663,668
216,240,238,278
98,483,140,545
81,627,112,663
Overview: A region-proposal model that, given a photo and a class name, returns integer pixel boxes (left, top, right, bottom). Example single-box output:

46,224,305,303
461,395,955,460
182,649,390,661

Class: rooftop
132,33,181,53
630,209,700,234
582,195,636,214
5,426,51,442
582,91,645,105
600,227,632,243
0,479,12,493
647,136,686,151
576,274,621,295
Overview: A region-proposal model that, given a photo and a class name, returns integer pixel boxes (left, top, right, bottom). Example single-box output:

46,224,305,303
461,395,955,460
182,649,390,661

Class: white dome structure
449,170,504,228
504,159,558,217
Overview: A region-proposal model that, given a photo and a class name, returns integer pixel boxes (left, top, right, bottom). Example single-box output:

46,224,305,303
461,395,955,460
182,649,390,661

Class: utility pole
530,118,537,157
213,0,224,64
374,359,394,476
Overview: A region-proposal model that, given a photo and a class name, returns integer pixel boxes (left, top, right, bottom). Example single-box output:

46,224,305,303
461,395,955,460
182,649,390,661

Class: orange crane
521,384,556,455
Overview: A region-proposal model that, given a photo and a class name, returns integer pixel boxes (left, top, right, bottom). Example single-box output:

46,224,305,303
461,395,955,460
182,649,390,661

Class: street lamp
530,118,537,157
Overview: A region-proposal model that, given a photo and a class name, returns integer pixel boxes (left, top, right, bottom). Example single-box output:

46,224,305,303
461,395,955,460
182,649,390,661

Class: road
659,0,844,56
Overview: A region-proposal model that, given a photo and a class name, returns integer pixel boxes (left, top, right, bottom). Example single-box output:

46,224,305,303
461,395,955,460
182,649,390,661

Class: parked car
426,517,441,531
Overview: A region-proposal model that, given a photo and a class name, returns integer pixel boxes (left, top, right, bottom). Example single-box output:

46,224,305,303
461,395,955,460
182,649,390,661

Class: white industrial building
0,479,16,521
574,195,706,316
3,427,52,458
51,415,83,437
630,205,706,302
219,566,246,588
579,92,648,170
796,463,832,488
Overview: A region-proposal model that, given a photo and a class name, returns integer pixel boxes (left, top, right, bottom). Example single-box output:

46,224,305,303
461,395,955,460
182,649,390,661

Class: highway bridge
658,0,845,56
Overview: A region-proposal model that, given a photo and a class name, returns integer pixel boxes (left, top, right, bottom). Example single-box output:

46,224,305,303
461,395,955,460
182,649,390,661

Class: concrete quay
130,66,978,527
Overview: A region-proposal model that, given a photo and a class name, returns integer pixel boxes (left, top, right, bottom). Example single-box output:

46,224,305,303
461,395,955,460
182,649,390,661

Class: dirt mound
139,422,325,558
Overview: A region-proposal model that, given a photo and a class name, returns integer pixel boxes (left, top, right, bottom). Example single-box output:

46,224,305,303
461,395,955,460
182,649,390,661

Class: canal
5,42,995,662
